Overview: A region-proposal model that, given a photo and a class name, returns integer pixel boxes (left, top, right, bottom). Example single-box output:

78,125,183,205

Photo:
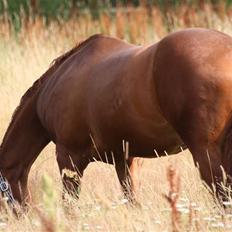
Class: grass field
1,5,232,232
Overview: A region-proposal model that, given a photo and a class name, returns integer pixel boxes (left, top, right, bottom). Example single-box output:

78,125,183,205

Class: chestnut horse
1,28,232,206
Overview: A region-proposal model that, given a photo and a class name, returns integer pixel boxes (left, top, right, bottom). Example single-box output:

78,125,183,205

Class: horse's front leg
56,144,90,199
115,155,136,203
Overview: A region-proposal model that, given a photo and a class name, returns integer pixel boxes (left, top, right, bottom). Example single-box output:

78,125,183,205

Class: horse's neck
0,92,50,181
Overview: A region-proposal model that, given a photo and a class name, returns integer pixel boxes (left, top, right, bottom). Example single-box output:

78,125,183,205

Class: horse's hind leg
56,144,90,199
173,116,226,201
221,120,232,190
191,145,223,196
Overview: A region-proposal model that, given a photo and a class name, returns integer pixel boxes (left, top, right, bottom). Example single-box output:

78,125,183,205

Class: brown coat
1,28,232,205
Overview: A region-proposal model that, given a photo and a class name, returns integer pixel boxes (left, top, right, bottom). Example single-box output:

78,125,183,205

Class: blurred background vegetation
1,0,232,32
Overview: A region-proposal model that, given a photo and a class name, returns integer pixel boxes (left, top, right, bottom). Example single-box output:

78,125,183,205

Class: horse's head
0,172,17,211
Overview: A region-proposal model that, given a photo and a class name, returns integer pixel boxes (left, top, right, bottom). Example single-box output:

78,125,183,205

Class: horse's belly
90,107,184,157
123,123,184,157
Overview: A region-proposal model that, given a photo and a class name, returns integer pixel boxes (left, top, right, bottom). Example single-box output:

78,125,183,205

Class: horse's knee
60,162,88,199
56,145,90,199
61,171,81,198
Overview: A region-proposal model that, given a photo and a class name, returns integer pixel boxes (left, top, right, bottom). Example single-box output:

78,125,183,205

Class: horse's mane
20,34,101,104
1,34,101,145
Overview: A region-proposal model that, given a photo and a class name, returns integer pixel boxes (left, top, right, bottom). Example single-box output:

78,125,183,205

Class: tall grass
1,2,232,41
1,0,232,31
1,4,232,232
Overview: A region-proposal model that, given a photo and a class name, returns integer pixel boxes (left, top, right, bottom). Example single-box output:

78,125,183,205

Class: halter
0,172,16,207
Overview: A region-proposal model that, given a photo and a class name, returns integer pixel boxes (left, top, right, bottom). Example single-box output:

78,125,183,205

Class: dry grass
1,5,232,232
